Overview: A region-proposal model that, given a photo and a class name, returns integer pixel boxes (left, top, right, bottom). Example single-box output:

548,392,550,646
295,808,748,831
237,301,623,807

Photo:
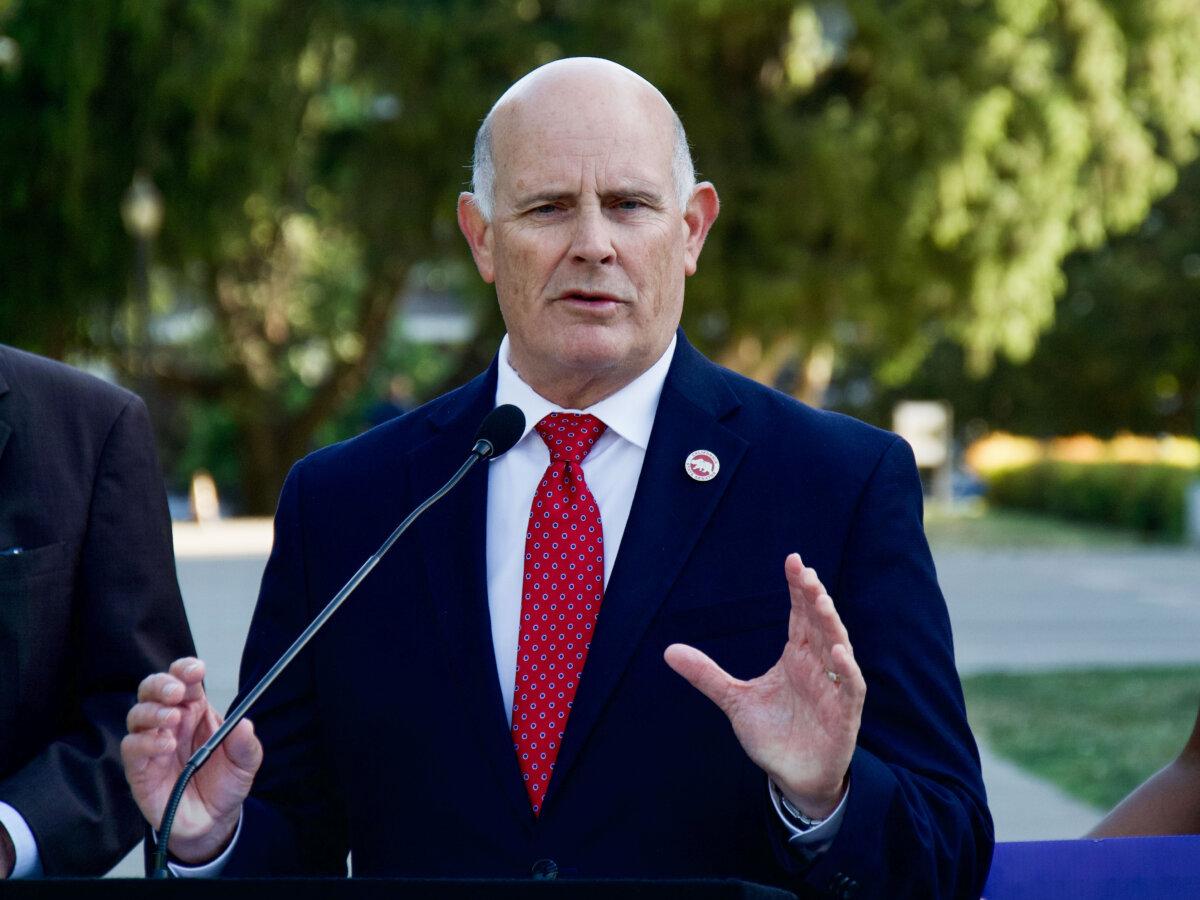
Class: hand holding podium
121,658,261,865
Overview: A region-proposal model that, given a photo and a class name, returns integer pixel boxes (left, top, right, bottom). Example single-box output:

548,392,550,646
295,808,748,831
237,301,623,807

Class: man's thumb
664,643,736,712
223,719,263,775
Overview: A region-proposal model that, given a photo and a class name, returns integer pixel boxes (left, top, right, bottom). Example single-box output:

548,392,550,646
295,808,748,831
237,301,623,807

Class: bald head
454,57,720,410
471,58,695,221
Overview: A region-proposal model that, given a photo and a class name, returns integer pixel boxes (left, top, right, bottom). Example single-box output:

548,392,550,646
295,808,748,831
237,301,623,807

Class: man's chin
556,329,639,372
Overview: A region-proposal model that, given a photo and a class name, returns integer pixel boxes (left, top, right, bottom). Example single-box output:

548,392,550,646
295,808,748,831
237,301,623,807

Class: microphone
472,402,524,459
151,404,525,877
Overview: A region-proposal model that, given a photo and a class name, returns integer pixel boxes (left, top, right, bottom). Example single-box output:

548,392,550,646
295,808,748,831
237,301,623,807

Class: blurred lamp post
120,172,164,374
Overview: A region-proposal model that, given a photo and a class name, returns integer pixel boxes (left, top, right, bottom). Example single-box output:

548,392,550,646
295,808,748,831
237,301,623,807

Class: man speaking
123,58,992,897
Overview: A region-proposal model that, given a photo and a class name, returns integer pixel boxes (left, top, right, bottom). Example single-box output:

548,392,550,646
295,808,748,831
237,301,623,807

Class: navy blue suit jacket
223,334,992,897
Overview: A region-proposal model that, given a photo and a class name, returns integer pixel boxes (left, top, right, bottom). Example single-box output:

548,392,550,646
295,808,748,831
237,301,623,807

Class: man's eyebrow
513,191,573,208
512,186,668,208
603,188,666,206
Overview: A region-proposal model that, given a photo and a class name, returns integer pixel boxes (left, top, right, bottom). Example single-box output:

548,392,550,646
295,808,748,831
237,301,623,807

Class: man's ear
457,193,495,284
682,183,720,277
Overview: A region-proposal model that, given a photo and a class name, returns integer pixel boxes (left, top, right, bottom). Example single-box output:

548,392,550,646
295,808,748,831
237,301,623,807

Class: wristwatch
777,787,828,830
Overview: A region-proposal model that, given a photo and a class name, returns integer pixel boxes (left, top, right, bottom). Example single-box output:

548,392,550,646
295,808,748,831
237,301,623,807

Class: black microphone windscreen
475,404,526,458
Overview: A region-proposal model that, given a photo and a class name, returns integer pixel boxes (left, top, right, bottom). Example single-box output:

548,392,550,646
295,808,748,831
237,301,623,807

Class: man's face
459,73,716,406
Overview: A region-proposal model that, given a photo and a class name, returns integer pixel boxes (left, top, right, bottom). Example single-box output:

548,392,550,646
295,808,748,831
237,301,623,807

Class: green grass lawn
924,503,1145,550
962,666,1200,809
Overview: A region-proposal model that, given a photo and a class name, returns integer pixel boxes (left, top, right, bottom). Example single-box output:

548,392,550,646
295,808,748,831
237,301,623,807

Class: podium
983,836,1200,899
0,879,799,899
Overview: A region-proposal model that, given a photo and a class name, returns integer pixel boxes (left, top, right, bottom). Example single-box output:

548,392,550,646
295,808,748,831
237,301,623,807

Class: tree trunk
232,398,315,516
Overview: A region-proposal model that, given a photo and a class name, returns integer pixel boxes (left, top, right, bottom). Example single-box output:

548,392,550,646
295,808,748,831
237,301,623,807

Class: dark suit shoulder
0,343,139,422
289,373,483,487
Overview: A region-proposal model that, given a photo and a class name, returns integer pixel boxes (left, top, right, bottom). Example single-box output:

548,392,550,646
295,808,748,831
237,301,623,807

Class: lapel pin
685,449,720,482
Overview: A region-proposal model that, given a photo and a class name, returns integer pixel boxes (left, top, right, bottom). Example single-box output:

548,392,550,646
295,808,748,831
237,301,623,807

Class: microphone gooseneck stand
151,405,525,877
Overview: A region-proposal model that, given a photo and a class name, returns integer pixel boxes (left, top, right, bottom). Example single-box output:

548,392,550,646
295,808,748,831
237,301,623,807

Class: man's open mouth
559,291,622,303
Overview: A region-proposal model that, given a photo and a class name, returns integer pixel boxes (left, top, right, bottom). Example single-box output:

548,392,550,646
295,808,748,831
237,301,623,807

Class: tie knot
535,413,606,464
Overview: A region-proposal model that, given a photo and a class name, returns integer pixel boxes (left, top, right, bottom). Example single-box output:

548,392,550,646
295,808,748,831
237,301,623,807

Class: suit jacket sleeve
220,460,350,876
0,396,195,876
775,437,993,898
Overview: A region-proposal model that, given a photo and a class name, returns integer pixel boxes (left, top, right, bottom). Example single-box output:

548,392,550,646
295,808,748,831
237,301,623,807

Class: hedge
985,461,1196,541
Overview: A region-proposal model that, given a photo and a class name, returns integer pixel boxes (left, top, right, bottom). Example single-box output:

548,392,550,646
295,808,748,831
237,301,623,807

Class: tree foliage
1,0,552,510
668,0,1200,386
862,158,1200,438
2,0,1198,509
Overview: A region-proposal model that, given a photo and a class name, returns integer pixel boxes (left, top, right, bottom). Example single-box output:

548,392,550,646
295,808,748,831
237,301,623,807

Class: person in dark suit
0,344,195,877
123,58,992,897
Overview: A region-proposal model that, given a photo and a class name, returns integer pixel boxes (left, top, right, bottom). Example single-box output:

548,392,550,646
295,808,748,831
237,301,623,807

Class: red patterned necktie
512,412,607,815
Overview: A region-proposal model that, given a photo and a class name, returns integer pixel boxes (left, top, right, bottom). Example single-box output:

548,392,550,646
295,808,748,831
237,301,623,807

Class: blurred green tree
1,0,548,511
859,158,1200,439
2,0,1199,509
651,0,1200,396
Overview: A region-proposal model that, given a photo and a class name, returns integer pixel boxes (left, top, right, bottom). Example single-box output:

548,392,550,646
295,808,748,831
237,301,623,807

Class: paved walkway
937,547,1200,674
977,741,1101,841
932,544,1199,841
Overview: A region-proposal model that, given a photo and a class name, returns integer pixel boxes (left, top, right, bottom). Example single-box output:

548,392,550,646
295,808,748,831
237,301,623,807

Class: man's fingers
121,729,178,769
813,591,852,653
223,719,264,775
828,642,867,703
664,643,739,712
830,642,855,673
168,657,205,681
785,553,827,605
137,672,186,705
137,658,207,705
785,553,825,648
805,593,854,678
126,702,181,733
785,553,854,663
169,657,207,703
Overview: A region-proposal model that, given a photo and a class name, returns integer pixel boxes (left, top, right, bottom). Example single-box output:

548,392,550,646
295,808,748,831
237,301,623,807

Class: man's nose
569,205,615,265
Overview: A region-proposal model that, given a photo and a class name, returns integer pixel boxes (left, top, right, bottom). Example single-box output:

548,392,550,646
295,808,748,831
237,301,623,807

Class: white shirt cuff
155,809,243,878
0,801,43,879
768,778,848,847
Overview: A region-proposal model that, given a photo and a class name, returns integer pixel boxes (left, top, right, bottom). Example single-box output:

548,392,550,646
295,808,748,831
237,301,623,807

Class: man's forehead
499,139,671,199
492,107,673,192
492,62,672,148
497,92,669,146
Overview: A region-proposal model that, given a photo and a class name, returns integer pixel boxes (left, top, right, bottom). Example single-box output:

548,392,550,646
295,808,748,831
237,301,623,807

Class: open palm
665,553,864,818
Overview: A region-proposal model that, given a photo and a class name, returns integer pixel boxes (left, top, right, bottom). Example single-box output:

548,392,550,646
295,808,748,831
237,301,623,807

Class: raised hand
121,657,262,864
664,553,865,818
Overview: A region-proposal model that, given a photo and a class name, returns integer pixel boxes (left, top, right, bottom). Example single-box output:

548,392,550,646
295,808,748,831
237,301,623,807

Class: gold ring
825,670,842,684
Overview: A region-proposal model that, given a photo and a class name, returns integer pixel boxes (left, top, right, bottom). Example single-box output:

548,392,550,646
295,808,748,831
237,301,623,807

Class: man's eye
532,204,559,215
616,199,643,211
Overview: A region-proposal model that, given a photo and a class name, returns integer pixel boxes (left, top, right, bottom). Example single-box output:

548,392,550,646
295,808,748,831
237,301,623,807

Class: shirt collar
494,333,677,451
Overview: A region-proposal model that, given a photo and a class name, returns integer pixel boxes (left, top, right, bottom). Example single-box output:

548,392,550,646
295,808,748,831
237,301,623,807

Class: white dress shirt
174,333,842,876
487,333,676,722
0,801,42,879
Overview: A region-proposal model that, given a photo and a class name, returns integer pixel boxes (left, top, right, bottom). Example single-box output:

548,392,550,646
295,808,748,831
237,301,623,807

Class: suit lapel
545,336,748,808
409,363,535,831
